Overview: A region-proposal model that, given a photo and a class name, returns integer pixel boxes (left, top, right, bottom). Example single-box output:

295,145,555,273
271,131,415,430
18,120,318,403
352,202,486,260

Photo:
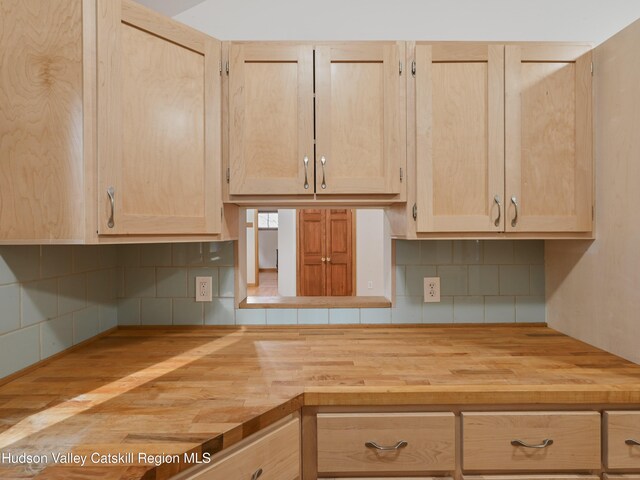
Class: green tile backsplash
0,239,545,380
0,245,118,379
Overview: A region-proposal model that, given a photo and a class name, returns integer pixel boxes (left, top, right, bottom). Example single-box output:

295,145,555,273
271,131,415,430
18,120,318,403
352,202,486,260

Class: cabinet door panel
416,44,504,232
229,44,314,195
505,45,592,232
98,0,220,235
316,43,405,195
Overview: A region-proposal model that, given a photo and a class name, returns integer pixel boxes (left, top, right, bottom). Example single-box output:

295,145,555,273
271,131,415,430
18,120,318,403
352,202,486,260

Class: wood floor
1,325,640,479
247,270,278,296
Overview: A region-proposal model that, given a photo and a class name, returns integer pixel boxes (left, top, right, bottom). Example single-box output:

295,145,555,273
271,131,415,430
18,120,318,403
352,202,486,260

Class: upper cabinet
0,0,227,243
505,45,593,233
413,42,593,235
97,0,221,236
228,44,314,196
226,42,406,201
416,44,505,233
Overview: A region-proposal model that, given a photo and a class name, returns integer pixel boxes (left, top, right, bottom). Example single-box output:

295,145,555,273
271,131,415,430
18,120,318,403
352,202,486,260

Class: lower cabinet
316,413,455,476
177,414,300,480
462,411,601,471
605,411,640,469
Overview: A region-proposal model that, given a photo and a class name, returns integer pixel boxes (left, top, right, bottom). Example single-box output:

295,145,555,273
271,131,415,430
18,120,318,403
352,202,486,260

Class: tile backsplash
0,239,545,379
0,245,118,378
395,240,545,324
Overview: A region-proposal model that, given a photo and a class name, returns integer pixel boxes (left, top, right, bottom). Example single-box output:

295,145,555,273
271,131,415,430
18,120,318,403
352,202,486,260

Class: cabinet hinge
592,205,595,220
412,203,417,221
226,167,230,183
219,60,222,75
411,60,416,77
590,61,593,76
225,61,229,76
400,167,403,182
399,60,403,76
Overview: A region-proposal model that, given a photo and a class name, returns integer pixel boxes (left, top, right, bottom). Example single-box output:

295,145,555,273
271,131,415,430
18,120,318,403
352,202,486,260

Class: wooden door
415,44,505,232
228,44,314,196
297,210,353,296
315,43,405,195
505,45,593,232
325,209,353,296
97,0,221,235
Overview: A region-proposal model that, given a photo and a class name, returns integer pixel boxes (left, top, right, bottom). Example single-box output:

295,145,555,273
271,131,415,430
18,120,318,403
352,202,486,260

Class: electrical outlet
367,281,373,289
424,277,440,303
195,276,212,302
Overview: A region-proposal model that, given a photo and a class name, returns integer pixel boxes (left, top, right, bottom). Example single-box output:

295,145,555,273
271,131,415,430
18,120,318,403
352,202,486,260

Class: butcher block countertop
2,325,640,479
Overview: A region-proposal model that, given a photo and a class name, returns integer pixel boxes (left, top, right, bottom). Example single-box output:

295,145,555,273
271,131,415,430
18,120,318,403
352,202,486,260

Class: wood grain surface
1,325,640,479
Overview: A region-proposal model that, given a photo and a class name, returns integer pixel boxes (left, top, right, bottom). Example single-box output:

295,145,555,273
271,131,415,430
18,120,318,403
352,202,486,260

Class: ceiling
140,0,640,45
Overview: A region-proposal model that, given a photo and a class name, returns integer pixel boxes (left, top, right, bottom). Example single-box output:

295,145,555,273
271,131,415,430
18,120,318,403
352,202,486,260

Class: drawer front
464,476,600,480
189,417,300,480
317,412,455,475
605,411,640,469
462,412,601,471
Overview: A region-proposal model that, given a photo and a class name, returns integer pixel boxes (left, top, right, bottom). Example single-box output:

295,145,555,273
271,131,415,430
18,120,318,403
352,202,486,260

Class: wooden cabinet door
228,44,314,196
298,209,326,296
315,43,405,195
415,44,505,232
97,0,221,235
325,209,353,296
297,209,354,296
505,45,593,232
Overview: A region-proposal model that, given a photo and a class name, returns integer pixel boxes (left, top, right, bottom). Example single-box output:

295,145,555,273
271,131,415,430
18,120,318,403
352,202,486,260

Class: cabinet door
416,44,504,232
97,0,221,235
228,44,314,196
505,45,592,232
315,43,405,195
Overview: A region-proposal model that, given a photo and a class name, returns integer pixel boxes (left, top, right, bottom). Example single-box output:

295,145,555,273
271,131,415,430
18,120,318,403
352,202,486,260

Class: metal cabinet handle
494,195,502,227
626,439,640,446
365,440,408,451
250,468,263,480
321,257,326,262
107,187,115,228
510,195,519,227
326,257,331,262
511,439,553,449
320,156,327,189
303,156,309,190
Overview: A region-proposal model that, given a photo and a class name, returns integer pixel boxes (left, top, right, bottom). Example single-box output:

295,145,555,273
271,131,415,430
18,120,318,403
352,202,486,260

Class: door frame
296,209,356,296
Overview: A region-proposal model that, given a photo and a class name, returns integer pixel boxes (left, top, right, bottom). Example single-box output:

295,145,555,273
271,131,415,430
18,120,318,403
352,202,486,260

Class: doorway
297,209,355,296
247,210,279,296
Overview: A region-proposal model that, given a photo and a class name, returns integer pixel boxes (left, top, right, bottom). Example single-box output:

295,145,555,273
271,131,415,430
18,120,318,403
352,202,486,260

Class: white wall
246,209,256,285
277,209,297,296
258,230,278,269
174,0,640,44
545,19,640,364
356,210,387,296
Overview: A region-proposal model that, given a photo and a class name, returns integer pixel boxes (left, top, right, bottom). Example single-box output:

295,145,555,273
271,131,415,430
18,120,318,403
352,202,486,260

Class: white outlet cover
424,277,441,303
195,276,213,302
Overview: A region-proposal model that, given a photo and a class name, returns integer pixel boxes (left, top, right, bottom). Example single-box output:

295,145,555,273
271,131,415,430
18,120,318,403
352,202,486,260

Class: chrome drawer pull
251,468,263,480
511,438,553,449
106,187,115,228
320,156,327,189
365,440,408,451
510,195,519,227
625,439,640,446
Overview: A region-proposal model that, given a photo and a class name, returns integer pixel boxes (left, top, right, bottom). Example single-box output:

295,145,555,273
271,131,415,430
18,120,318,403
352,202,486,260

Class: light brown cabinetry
605,411,640,469
462,411,601,471
226,42,406,200
98,0,221,235
178,415,300,480
316,412,455,476
412,43,593,236
0,0,227,243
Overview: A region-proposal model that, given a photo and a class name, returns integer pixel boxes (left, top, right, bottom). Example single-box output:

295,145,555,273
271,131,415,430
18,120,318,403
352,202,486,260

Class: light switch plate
424,277,440,303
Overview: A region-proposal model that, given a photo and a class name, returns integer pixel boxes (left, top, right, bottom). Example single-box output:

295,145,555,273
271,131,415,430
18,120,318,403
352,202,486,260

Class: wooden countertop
2,325,640,479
